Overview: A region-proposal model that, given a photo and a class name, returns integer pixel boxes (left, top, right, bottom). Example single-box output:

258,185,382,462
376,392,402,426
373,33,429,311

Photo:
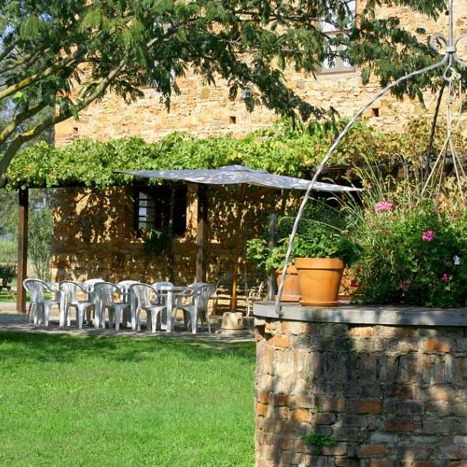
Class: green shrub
350,171,467,308
0,263,16,283
246,200,361,276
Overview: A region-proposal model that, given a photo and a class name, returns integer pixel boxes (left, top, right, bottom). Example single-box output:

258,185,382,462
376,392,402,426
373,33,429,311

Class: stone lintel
254,302,467,327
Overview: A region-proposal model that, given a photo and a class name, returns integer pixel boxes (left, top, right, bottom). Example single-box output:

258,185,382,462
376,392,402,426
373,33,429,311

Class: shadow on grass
0,331,256,365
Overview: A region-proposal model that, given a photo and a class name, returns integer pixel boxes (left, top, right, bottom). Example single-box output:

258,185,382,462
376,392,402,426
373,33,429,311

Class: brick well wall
254,306,467,466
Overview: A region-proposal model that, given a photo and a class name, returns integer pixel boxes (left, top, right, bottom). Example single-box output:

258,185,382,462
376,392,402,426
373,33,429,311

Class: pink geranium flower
400,279,411,291
375,201,393,213
422,230,435,241
442,273,449,282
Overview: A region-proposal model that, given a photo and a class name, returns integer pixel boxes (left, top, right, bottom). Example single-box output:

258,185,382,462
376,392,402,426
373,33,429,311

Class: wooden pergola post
17,188,28,313
196,184,208,282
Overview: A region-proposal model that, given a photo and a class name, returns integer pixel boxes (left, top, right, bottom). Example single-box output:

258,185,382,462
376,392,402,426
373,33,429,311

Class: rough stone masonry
254,305,467,466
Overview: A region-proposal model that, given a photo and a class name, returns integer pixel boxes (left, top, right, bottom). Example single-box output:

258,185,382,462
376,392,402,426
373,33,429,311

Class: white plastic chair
82,278,105,299
82,278,105,286
246,281,265,318
117,280,140,326
175,283,217,333
59,281,95,329
23,278,60,326
129,283,170,332
93,282,130,330
152,282,175,329
116,279,140,291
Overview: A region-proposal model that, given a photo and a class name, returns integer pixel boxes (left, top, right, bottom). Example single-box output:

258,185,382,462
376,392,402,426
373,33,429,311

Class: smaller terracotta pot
275,264,301,302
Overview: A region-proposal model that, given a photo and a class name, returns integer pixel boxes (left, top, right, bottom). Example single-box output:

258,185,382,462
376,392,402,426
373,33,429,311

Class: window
319,0,356,74
134,184,187,237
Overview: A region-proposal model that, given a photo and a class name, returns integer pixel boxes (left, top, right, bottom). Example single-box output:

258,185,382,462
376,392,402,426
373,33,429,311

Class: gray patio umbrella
118,165,360,310
119,164,360,192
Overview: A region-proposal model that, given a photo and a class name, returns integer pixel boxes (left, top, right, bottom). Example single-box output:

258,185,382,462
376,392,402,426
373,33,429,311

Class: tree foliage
28,206,54,282
0,188,16,237
3,119,371,188
0,0,454,181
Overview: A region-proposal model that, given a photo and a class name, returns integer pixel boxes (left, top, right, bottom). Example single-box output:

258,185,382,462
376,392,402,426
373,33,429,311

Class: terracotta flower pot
275,264,301,302
295,257,345,306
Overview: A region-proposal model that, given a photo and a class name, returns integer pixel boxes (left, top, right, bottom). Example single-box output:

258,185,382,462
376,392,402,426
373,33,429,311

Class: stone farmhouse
55,2,467,145
49,1,467,299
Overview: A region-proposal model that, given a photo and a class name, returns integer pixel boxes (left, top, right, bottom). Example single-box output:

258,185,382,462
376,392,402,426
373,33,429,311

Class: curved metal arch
275,0,466,314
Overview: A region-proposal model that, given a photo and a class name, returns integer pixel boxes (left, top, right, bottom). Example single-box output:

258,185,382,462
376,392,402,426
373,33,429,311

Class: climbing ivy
5,117,459,190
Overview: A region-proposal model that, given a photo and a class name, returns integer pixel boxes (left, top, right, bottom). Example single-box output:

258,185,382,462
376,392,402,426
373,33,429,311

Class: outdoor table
156,285,190,332
0,284,16,299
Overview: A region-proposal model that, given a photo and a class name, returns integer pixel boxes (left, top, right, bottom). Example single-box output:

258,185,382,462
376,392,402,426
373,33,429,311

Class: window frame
133,184,187,238
318,0,357,75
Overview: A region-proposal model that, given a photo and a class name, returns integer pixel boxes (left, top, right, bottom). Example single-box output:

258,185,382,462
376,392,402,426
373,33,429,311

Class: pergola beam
16,188,28,313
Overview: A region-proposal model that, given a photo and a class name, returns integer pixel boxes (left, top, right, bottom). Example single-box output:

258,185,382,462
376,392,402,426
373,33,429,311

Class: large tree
0,0,452,182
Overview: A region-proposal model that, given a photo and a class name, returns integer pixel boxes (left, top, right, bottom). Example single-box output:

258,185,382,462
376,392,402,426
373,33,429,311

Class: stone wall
51,184,195,281
54,2,467,146
254,305,467,466
50,184,279,291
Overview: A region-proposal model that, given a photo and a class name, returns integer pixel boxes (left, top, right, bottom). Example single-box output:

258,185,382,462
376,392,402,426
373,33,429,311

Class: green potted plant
0,263,17,287
285,201,360,306
349,172,467,308
246,201,360,305
292,229,359,306
246,238,301,302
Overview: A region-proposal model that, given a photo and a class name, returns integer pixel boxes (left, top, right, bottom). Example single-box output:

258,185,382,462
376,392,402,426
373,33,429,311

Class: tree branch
0,46,86,101
0,101,48,146
0,38,21,62
0,61,126,178
0,47,50,76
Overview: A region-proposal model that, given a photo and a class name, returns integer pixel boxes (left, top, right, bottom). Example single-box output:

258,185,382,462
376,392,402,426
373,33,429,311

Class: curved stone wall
254,303,467,466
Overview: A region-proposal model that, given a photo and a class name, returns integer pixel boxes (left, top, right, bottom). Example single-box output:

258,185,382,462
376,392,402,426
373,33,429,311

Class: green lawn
0,333,256,466
0,290,17,302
